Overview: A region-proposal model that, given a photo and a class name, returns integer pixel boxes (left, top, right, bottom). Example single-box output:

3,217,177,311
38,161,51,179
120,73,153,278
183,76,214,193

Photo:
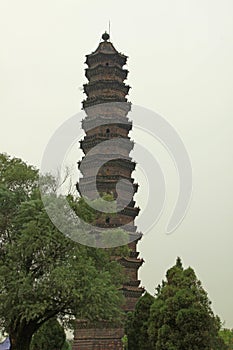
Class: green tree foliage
30,318,66,350
61,339,72,350
219,329,233,349
122,334,128,350
0,154,126,350
125,292,154,350
148,258,227,350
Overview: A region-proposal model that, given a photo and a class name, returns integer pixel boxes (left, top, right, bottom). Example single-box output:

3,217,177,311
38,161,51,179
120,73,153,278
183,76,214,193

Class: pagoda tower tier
73,33,144,350
85,65,128,82
78,158,136,176
82,101,131,118
80,136,134,154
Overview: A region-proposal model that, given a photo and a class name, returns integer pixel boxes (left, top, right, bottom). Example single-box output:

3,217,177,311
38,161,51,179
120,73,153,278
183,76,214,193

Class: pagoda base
72,321,124,350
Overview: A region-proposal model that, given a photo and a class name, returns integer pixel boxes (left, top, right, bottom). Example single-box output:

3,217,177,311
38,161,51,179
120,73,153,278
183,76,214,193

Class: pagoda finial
102,31,110,42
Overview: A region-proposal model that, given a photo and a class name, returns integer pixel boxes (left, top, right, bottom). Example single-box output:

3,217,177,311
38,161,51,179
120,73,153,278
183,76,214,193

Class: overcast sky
1,0,233,327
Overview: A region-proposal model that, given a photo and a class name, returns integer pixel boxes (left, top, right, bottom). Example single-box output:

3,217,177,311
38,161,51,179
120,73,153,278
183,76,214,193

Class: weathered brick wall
124,267,137,281
85,105,130,119
95,213,135,226
88,87,126,99
83,164,132,179
90,59,122,70
73,324,124,350
88,68,127,84
86,125,129,138
122,296,139,311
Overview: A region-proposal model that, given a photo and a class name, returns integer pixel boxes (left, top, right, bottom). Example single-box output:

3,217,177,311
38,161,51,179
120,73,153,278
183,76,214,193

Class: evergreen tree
219,329,233,349
125,292,154,350
148,258,227,350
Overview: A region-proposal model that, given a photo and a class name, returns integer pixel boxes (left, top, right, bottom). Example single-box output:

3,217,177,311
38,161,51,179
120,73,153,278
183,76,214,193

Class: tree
61,339,72,350
219,329,233,349
0,154,126,350
125,292,154,350
148,258,227,350
30,318,66,350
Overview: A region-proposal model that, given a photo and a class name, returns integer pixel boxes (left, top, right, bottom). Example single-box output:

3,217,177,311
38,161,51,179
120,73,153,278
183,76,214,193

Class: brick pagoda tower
73,32,144,350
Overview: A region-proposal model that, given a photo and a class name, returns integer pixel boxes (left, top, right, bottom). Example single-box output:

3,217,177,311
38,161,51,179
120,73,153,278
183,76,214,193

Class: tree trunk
10,336,32,350
9,327,34,350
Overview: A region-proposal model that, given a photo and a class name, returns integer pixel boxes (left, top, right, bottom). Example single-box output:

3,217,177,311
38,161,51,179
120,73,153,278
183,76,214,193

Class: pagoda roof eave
86,41,127,59
85,64,128,73
116,256,144,265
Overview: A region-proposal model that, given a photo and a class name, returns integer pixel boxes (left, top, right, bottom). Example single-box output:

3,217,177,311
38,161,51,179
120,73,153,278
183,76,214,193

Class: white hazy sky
1,0,233,327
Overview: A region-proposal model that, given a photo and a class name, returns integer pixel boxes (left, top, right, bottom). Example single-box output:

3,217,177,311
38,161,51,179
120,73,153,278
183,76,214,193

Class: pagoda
73,33,144,350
